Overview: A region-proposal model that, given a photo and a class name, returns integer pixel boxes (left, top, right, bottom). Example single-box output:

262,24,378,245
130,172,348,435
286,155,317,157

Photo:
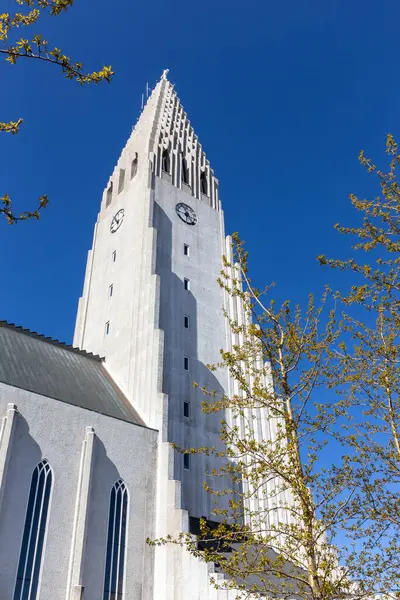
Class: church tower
74,70,230,522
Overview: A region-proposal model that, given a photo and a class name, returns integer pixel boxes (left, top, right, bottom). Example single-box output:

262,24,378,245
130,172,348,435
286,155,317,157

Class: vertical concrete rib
65,426,95,600
0,403,18,513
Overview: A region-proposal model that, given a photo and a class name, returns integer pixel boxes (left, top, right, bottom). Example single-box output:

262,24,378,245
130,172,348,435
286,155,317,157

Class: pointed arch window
162,149,171,174
200,171,208,196
181,156,189,185
103,479,129,600
13,460,53,600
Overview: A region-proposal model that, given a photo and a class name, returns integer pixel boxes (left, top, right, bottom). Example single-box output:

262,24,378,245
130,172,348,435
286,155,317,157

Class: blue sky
1,0,398,343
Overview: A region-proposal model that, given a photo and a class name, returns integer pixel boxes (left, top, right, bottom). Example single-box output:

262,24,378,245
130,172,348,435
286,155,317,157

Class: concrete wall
0,383,157,600
73,75,231,521
153,177,230,518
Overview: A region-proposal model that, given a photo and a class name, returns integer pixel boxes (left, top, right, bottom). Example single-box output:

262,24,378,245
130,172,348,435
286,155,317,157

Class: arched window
13,460,53,600
103,479,128,600
162,149,170,174
181,156,189,185
200,171,208,196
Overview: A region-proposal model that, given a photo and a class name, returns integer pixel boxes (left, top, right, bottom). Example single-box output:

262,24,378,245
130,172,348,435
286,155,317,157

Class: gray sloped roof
0,322,145,427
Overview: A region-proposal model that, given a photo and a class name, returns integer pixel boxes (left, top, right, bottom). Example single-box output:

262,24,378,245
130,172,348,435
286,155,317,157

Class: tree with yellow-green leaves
318,134,400,598
150,142,400,600
149,234,370,600
1,0,113,224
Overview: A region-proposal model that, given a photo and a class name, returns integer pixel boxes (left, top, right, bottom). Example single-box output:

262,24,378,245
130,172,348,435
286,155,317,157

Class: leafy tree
0,0,113,223
151,139,400,597
318,135,400,598
151,233,376,600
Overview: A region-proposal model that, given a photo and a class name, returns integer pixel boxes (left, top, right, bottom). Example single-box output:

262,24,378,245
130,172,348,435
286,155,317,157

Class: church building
0,71,274,600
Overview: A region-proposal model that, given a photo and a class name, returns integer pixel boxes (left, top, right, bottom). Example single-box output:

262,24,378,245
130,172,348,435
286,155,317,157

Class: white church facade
0,71,280,600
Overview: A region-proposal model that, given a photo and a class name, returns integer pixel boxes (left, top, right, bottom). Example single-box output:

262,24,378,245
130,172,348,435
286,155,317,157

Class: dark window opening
162,149,171,173
184,278,190,291
106,182,113,207
184,401,190,418
131,155,138,179
105,321,110,336
184,454,190,470
200,171,208,195
181,157,189,184
13,460,52,600
184,315,190,329
184,244,189,256
184,356,189,371
112,250,117,262
118,169,125,194
103,480,128,600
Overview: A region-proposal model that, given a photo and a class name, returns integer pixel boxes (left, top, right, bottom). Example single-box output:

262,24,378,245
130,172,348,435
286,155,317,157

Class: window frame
162,149,171,174
106,182,113,207
130,155,138,180
118,169,125,194
103,479,129,600
200,171,208,196
13,460,53,600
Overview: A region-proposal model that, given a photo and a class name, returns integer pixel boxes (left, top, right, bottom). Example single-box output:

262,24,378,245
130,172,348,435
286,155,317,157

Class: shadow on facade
0,413,42,599
83,435,121,595
153,201,241,524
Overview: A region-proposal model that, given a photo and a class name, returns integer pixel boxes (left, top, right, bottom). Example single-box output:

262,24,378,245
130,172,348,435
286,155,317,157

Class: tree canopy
0,0,113,223
150,138,400,600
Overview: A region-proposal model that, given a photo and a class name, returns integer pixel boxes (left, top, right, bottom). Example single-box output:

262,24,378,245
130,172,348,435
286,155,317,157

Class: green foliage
151,141,400,599
0,0,113,224
152,234,364,600
319,135,400,597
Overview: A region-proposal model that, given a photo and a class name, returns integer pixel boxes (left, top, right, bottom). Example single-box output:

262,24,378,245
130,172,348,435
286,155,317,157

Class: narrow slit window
112,250,117,263
184,315,190,329
103,479,128,600
162,149,171,173
184,453,190,470
183,401,190,418
184,244,190,256
118,169,125,194
184,356,189,371
105,321,110,336
181,156,189,184
106,182,113,207
131,154,138,179
200,171,208,195
13,460,52,600
184,278,190,291
109,284,113,298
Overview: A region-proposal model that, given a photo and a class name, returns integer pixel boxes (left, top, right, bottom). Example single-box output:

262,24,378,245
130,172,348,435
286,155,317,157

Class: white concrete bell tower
74,71,230,522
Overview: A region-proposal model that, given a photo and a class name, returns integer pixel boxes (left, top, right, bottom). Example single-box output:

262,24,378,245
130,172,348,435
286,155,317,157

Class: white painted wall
73,75,231,522
0,383,157,600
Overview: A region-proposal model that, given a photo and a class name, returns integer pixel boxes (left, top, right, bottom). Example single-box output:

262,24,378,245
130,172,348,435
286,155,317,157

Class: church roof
0,322,146,427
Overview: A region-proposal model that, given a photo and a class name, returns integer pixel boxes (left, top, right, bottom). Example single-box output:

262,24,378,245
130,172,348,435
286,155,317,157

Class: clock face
175,203,197,226
110,209,125,233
